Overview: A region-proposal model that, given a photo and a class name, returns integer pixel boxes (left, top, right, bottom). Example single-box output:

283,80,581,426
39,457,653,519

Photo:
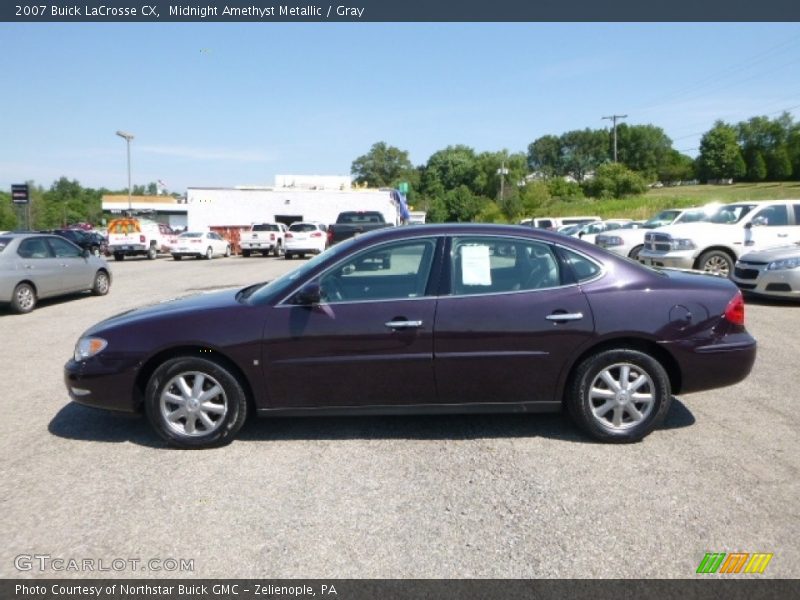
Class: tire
224,245,231,258
628,245,643,261
113,252,124,262
242,250,251,258
285,252,293,260
147,246,157,260
697,250,733,278
144,357,249,449
205,246,213,260
173,254,182,261
298,253,305,259
91,270,110,296
10,282,36,314
273,243,284,257
567,349,672,443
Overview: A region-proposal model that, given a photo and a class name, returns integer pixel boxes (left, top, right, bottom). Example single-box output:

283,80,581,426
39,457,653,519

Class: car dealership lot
1,256,798,578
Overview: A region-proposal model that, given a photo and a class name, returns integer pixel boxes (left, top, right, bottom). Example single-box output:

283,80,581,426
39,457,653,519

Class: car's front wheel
145,357,248,449
567,349,672,443
205,246,213,260
698,250,733,278
147,246,157,260
273,243,284,257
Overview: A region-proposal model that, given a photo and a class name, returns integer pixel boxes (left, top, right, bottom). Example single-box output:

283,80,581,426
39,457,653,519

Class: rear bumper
661,332,757,394
109,244,147,256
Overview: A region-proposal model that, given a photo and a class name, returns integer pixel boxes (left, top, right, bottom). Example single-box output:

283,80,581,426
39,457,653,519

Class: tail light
270,233,276,241
139,235,145,243
723,291,745,326
285,232,293,239
311,232,323,238
327,230,334,244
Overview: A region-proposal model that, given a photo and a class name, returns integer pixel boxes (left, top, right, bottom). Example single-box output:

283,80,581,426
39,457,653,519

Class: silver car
733,243,800,301
0,233,112,313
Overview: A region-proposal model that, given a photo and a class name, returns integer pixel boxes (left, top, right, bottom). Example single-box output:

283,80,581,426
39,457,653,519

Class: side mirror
293,282,321,305
744,222,753,230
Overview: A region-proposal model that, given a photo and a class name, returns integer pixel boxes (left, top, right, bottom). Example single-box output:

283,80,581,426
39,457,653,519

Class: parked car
1,233,111,314
568,220,633,244
520,216,601,230
732,242,800,301
285,222,328,259
171,231,231,260
240,223,286,257
64,224,756,448
107,218,176,261
45,229,107,256
328,211,393,244
638,200,800,278
596,205,717,260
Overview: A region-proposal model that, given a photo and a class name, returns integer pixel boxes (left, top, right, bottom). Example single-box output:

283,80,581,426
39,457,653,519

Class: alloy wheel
588,363,655,431
159,371,228,437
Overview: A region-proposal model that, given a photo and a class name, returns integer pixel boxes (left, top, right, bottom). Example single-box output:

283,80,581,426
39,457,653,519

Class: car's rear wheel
205,246,213,260
173,254,182,261
224,245,231,257
567,349,672,443
11,282,36,314
92,270,110,296
285,252,293,260
698,250,733,278
113,252,124,261
273,243,284,257
242,249,251,258
147,246,157,260
145,357,248,449
629,245,643,260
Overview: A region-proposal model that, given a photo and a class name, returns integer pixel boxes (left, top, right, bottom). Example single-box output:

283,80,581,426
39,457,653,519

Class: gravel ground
1,254,798,579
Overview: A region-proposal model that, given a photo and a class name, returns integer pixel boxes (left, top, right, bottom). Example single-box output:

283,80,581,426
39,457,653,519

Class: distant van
107,218,176,261
519,216,600,230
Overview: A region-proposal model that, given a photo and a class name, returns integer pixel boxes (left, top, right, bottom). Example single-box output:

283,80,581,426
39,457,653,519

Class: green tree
518,181,552,218
697,121,746,181
473,150,527,200
0,191,19,230
527,135,562,178
657,150,695,183
442,185,488,222
746,150,768,181
582,163,648,199
421,145,479,193
559,129,610,182
546,179,584,202
615,124,673,179
350,142,414,188
767,146,793,180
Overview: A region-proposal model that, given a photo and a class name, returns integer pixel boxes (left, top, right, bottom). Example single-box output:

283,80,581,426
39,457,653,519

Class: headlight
767,257,800,271
74,337,108,361
670,238,696,250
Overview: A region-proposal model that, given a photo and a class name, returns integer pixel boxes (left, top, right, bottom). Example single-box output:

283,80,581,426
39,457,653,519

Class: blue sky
1,23,799,193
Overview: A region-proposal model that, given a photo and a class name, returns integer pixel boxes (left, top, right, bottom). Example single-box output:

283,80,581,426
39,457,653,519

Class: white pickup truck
595,205,717,260
637,200,800,277
240,223,287,257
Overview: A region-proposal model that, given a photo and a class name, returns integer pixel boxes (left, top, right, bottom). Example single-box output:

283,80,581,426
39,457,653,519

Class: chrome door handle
546,312,584,322
385,320,423,329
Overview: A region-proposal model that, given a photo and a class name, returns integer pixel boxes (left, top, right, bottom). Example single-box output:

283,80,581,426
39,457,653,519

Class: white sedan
732,243,800,301
285,222,328,259
171,231,231,260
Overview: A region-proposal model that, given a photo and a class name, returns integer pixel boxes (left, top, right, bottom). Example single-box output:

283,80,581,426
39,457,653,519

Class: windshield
643,210,681,228
290,223,318,232
245,236,360,304
708,204,756,224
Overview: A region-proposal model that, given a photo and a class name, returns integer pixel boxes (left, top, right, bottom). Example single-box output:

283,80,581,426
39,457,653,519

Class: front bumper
733,263,800,300
64,357,141,413
638,249,695,270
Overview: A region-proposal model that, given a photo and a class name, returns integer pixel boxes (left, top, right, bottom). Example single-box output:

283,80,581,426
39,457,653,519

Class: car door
16,237,62,298
261,237,442,409
433,235,595,405
745,203,794,249
47,236,94,292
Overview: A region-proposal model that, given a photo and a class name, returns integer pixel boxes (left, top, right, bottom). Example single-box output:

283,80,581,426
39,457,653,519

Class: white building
185,185,400,231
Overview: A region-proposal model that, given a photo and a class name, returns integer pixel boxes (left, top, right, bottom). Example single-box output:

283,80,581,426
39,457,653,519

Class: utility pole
497,154,509,203
602,114,627,162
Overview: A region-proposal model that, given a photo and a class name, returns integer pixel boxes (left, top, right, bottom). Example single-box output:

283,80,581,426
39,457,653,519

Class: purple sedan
64,224,756,448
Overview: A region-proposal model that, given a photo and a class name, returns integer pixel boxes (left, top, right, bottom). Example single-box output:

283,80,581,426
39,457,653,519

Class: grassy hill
537,181,800,221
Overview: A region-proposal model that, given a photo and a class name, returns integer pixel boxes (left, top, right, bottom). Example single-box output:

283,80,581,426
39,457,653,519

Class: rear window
338,212,383,224
180,232,203,238
289,223,317,232
252,224,278,232
0,237,11,253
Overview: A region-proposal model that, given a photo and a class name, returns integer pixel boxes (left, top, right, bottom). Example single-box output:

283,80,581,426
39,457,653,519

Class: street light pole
116,130,134,212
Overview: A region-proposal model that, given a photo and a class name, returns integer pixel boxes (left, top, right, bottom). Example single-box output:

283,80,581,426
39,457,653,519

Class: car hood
738,244,800,262
87,287,241,334
651,222,726,237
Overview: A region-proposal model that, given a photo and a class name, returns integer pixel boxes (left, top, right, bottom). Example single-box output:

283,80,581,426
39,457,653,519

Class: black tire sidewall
144,357,248,449
568,349,672,443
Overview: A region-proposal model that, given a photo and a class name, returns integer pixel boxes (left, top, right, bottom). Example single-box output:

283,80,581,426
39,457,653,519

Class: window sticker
460,245,492,286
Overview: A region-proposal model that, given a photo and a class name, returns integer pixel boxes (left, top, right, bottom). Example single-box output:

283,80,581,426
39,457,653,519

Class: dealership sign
12,184,29,204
